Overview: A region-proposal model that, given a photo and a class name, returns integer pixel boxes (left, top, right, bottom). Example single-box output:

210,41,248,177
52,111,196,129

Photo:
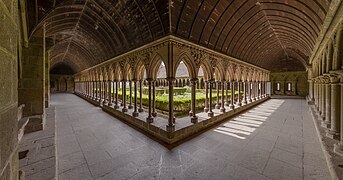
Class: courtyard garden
96,85,242,116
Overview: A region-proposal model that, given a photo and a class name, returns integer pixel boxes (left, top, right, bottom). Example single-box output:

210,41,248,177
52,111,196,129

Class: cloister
73,37,269,141
1,0,343,179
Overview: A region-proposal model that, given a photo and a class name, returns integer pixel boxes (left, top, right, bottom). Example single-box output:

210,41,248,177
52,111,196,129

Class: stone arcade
0,0,342,179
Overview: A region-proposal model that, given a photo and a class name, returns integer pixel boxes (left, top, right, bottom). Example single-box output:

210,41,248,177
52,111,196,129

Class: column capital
146,78,154,82
190,78,198,82
166,77,176,82
329,74,341,83
329,70,343,77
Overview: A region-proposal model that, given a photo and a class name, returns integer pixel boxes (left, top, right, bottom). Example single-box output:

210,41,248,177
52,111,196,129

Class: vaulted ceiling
26,0,331,73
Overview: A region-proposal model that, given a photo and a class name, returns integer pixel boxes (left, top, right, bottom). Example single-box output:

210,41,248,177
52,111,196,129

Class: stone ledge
76,93,269,147
19,107,57,180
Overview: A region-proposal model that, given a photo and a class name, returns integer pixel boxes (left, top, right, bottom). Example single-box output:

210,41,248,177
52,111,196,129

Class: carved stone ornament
190,48,203,68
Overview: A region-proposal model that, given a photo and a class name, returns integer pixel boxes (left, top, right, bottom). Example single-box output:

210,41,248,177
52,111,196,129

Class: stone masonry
0,0,19,179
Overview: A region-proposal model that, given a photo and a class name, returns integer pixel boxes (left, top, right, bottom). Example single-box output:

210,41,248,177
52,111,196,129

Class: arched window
287,82,292,91
276,83,280,91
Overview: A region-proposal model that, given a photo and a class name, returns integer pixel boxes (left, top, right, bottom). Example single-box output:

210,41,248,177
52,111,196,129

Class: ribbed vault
170,0,330,71
28,0,169,72
26,0,330,73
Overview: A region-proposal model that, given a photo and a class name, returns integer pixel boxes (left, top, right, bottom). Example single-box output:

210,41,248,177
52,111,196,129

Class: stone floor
53,93,331,180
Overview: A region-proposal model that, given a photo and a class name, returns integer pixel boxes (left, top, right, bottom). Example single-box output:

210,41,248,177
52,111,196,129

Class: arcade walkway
52,93,330,180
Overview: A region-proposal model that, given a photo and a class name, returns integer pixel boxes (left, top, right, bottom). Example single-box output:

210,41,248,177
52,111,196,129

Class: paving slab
52,93,331,180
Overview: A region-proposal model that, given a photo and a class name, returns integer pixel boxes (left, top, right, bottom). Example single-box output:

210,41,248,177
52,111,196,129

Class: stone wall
0,0,19,179
50,75,74,93
18,29,46,118
270,71,308,97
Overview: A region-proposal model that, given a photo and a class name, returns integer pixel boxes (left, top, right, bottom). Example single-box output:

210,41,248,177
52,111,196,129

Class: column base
132,111,139,117
334,143,343,156
146,116,154,123
229,104,235,110
318,115,325,121
204,107,209,113
215,104,221,109
248,99,252,103
191,116,198,124
242,100,247,105
208,111,214,117
220,107,226,113
128,105,133,109
236,102,242,106
321,121,331,129
326,130,340,140
108,103,113,107
189,111,193,116
122,108,128,112
225,102,230,106
138,108,144,112
152,112,157,117
166,124,175,132
114,105,119,109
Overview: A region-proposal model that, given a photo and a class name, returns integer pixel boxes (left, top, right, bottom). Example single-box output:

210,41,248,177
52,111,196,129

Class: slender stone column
229,80,235,110
128,80,133,109
256,81,260,99
327,75,340,139
236,81,242,106
152,80,157,117
334,77,343,155
320,79,326,121
132,80,139,117
243,81,247,104
248,81,252,103
114,81,119,109
138,80,144,112
225,81,229,106
105,80,109,105
259,81,263,99
322,77,331,128
251,81,254,101
100,81,103,104
204,81,209,112
146,78,153,123
93,81,96,99
122,80,128,112
252,81,257,101
208,80,214,117
166,78,175,132
308,79,314,102
95,81,99,100
89,81,92,97
113,81,116,105
98,80,101,100
90,81,93,98
190,78,198,123
315,79,319,111
263,81,266,97
108,80,112,106
318,79,323,115
220,80,226,112
86,81,89,96
215,81,220,109
103,80,108,105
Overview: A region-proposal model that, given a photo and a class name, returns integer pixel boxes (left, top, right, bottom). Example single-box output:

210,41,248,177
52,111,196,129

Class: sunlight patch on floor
214,100,285,139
